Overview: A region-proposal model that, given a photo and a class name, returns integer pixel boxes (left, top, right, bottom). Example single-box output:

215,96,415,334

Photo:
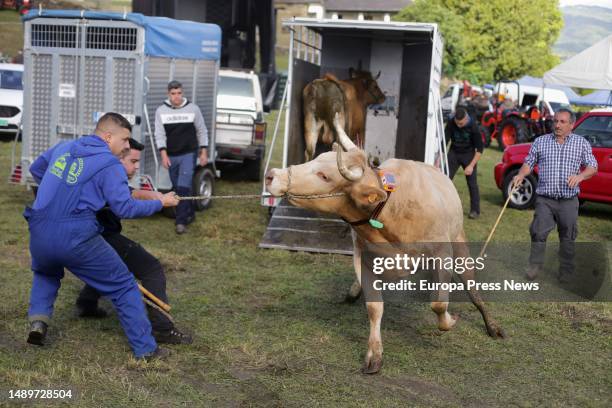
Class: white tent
543,34,612,90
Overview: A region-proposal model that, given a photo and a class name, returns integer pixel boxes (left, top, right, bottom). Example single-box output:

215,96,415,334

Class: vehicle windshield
573,115,612,148
442,87,453,98
218,76,254,98
0,69,23,90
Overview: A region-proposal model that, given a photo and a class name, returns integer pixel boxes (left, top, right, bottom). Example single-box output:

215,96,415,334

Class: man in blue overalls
26,113,180,360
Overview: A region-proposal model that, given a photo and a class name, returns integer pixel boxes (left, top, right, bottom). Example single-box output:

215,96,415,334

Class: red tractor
481,80,554,151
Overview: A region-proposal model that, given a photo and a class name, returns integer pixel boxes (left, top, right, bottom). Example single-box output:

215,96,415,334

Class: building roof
324,0,412,12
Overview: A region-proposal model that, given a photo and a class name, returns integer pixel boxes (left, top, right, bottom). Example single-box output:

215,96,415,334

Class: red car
494,109,612,209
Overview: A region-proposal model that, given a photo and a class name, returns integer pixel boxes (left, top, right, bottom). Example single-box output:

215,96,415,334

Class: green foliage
394,0,563,83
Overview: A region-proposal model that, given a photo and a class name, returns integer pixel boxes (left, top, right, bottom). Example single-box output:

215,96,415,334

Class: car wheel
502,169,537,210
193,167,215,211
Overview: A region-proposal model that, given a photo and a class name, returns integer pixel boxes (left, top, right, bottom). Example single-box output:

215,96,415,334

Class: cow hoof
438,313,459,331
361,358,382,375
486,322,506,339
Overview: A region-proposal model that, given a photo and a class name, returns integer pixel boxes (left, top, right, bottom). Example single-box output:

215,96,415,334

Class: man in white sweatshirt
155,80,208,234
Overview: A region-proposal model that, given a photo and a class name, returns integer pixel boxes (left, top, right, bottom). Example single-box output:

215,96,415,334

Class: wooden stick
138,283,171,312
478,184,520,259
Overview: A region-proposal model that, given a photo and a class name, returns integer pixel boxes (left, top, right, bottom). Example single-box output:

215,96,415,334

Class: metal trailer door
425,27,449,174
21,17,144,182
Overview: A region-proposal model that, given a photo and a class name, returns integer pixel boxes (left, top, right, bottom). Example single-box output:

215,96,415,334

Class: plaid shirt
524,133,598,198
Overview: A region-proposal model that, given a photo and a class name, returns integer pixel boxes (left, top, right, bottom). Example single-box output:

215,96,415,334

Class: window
573,115,612,148
218,76,254,98
0,70,23,90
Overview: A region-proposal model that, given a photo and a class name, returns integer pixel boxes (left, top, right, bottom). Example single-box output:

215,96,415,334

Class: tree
394,0,563,83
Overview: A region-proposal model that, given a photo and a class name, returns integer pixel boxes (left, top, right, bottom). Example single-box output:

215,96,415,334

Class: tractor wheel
498,117,529,151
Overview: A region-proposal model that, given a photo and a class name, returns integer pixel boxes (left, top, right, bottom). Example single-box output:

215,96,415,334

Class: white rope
177,192,345,201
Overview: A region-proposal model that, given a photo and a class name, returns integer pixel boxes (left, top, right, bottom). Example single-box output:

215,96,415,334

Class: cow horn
375,70,381,79
335,143,363,181
333,113,357,151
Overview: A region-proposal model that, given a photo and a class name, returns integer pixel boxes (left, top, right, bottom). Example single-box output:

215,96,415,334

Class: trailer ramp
259,199,353,255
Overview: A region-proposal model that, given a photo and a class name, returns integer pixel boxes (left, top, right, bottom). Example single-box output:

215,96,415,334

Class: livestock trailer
11,9,221,208
260,18,447,254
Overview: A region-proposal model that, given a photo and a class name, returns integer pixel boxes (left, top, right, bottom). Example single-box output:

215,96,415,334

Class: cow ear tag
369,219,384,229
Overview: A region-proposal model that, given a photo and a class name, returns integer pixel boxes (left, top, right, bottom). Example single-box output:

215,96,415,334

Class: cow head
348,68,386,105
266,115,387,216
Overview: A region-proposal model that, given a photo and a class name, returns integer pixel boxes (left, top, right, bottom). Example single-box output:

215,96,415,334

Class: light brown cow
265,115,505,374
302,69,386,161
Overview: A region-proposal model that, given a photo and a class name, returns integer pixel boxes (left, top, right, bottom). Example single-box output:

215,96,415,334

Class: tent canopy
543,35,612,90
518,75,581,103
574,90,612,106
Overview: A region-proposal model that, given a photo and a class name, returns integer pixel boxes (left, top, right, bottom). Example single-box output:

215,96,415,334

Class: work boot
176,224,187,234
138,347,171,362
76,301,108,318
525,264,542,281
468,211,480,219
153,328,193,345
27,320,48,346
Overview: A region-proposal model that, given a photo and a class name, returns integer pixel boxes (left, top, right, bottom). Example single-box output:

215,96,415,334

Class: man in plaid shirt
513,109,598,282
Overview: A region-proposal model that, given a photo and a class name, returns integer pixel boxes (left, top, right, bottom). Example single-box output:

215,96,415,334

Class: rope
177,192,346,201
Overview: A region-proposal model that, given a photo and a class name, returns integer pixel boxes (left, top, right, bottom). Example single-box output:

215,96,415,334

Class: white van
215,69,267,181
495,82,570,114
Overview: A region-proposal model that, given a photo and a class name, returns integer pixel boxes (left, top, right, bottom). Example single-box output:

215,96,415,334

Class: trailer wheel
498,117,529,151
193,167,215,211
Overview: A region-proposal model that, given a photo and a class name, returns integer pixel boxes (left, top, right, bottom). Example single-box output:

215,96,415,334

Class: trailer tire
193,167,215,211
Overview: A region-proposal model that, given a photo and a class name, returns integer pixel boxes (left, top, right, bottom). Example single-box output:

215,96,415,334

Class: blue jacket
29,135,162,218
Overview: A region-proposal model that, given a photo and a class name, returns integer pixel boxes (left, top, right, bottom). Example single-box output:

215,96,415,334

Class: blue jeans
169,152,197,225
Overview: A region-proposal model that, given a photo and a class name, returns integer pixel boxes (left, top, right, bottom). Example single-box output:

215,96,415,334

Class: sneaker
153,328,193,345
525,264,541,281
137,347,171,362
27,320,48,346
468,211,480,219
175,224,187,234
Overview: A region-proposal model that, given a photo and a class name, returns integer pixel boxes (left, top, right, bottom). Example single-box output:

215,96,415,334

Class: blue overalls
25,138,159,358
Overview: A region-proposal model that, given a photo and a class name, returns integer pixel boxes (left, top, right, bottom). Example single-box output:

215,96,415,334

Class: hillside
554,5,612,59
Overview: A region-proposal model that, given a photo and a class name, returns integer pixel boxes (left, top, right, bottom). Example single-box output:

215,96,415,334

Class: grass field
0,119,611,406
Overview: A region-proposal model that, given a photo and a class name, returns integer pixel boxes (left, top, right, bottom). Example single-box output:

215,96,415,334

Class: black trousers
76,233,173,332
448,149,480,214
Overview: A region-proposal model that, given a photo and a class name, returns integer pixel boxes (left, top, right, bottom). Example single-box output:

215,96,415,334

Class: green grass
0,128,611,406
0,10,23,60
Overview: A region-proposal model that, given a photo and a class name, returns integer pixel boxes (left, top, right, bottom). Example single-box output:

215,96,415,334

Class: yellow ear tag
368,193,378,203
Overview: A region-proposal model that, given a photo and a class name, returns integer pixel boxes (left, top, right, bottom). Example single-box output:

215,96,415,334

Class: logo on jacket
50,153,70,179
66,158,84,184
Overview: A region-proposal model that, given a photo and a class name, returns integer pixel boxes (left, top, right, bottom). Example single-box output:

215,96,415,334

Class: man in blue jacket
26,113,179,360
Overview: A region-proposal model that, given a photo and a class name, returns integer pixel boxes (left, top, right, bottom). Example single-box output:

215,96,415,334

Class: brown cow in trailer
302,68,386,161
265,114,505,374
